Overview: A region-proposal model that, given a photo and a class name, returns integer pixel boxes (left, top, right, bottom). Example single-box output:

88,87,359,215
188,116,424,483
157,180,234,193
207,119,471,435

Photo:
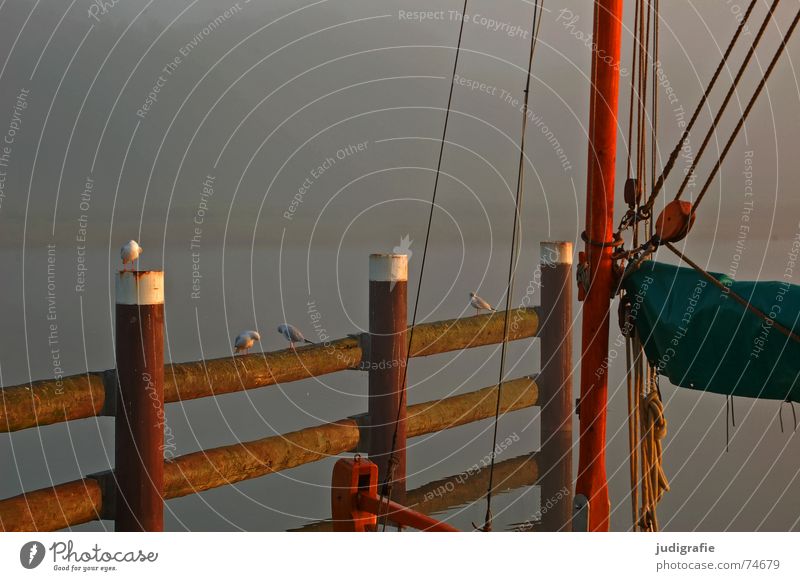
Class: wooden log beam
408,308,538,357
0,376,537,531
0,372,109,434
164,419,361,499
0,308,538,433
166,377,537,499
0,479,103,532
406,377,537,438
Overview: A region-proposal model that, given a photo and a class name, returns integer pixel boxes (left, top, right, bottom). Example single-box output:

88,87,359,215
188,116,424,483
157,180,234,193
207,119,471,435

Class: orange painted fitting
331,456,458,532
331,457,379,532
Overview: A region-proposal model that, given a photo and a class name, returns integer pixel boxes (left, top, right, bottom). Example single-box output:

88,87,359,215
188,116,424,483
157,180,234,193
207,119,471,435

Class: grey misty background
0,0,799,531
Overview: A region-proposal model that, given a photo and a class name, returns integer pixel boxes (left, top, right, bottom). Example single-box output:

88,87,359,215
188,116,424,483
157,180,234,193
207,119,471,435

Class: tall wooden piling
539,241,573,531
114,270,165,532
367,253,408,502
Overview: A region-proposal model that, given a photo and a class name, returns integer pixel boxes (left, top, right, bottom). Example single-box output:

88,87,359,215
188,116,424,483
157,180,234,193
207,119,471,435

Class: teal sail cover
622,261,800,403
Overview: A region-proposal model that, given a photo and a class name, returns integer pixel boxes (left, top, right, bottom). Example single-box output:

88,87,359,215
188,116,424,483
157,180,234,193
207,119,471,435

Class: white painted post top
116,271,165,305
369,253,408,282
540,241,573,265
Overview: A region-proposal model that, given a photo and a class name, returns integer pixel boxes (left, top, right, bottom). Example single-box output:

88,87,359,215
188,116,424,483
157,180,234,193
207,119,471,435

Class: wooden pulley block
655,200,695,243
624,177,641,207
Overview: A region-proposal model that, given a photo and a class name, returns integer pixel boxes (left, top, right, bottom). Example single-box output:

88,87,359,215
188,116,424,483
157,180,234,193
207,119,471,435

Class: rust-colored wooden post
367,253,408,503
114,270,165,531
538,241,574,531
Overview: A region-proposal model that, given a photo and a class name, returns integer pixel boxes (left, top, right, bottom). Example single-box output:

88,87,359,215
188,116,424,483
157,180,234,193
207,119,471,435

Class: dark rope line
650,0,659,219
691,6,800,214
625,0,641,180
673,0,781,203
664,242,800,344
645,0,758,210
480,0,543,533
726,396,730,452
378,0,470,532
638,0,651,193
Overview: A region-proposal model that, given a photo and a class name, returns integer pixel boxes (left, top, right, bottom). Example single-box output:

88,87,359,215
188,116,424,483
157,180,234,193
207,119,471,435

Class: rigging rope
378,0,469,531
643,0,758,214
664,242,800,344
479,0,544,533
622,0,669,532
638,361,669,531
672,0,781,205
623,321,669,530
618,2,799,528
650,0,659,239
624,0,641,181
690,6,800,215
618,5,800,346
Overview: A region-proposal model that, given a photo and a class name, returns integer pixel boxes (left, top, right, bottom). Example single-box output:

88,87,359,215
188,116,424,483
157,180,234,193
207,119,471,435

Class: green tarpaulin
622,261,800,403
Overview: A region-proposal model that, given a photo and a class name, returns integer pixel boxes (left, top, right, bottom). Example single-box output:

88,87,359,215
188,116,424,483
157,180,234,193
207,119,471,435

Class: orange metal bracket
332,456,379,531
331,456,458,532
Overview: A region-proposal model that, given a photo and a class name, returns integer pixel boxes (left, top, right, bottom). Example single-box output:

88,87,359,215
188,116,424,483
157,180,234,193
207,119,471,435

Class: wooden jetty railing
0,308,539,433
0,242,572,533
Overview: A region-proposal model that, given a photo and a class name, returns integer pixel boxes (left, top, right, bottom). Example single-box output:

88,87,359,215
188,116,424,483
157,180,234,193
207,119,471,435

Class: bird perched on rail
469,292,497,315
277,323,315,349
234,330,261,354
120,240,142,270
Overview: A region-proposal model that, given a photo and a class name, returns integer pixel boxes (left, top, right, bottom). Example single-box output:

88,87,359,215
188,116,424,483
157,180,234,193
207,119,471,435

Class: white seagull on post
469,292,497,315
234,330,261,354
120,240,142,270
277,323,314,349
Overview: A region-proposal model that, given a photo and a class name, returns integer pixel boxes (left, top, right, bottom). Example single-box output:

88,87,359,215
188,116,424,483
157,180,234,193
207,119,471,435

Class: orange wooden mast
576,0,625,532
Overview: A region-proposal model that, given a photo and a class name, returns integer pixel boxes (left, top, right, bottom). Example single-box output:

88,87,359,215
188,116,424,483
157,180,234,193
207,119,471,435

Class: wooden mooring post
538,241,573,531
114,270,165,532
367,253,408,502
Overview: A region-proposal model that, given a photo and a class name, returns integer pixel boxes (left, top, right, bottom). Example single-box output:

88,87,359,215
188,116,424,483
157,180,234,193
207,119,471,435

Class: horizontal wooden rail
292,452,539,532
0,478,104,532
0,376,537,531
166,377,538,498
0,308,538,433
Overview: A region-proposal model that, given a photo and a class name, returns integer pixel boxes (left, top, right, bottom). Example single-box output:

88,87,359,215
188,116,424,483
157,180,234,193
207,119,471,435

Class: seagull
234,330,260,354
120,240,142,270
469,292,496,315
277,323,315,349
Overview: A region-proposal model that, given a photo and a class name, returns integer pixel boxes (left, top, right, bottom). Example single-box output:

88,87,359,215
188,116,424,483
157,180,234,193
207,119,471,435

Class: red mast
576,0,624,532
